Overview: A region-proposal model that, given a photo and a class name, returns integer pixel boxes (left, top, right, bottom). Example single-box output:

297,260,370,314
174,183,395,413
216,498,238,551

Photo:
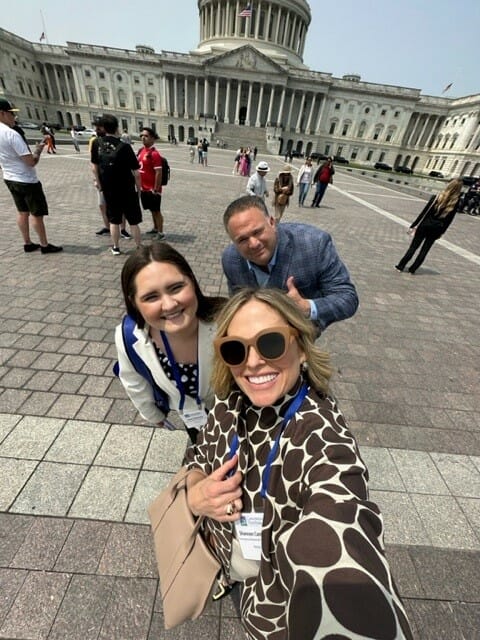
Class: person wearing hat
273,164,294,222
0,99,62,254
246,160,270,199
221,195,358,334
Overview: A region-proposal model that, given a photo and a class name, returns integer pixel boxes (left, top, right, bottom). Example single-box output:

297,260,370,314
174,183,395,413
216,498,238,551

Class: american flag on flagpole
39,32,46,42
442,82,453,94
239,4,252,18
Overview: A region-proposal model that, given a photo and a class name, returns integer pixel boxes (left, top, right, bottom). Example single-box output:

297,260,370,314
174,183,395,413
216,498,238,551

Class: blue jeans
312,182,329,207
298,182,310,205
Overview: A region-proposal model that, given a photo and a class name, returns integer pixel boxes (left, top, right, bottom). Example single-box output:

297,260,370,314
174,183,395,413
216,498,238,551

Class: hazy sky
2,0,479,98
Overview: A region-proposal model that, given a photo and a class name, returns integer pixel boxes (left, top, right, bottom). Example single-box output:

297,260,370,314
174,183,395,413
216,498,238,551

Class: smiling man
221,195,358,333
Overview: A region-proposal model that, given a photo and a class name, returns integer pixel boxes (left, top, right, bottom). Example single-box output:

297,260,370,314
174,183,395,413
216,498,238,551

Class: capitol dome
193,0,312,69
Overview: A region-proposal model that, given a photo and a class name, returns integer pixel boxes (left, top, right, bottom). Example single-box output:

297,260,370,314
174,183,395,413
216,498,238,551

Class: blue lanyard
160,330,201,411
227,383,309,497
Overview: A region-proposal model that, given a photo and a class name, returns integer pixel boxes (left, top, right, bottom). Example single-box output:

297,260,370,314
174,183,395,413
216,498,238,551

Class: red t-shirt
137,146,163,192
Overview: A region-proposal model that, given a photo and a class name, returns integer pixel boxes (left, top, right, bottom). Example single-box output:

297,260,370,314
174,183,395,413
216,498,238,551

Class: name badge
234,512,263,561
181,408,207,431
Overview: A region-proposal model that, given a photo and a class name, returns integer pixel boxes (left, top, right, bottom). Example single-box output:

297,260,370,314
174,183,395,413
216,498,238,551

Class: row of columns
40,62,80,105
200,1,308,57
163,72,325,134
403,112,443,149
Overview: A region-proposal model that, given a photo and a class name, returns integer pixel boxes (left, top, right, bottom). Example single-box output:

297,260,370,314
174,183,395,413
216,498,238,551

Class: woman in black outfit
395,178,463,274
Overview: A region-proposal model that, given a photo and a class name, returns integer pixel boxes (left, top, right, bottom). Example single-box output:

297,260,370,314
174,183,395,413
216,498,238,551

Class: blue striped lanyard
160,331,201,411
228,383,309,497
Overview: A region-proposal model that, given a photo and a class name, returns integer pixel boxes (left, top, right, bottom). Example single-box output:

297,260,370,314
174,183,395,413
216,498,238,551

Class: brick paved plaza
0,143,479,639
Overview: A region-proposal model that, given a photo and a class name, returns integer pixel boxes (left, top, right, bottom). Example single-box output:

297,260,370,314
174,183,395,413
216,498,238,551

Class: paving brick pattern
0,144,479,638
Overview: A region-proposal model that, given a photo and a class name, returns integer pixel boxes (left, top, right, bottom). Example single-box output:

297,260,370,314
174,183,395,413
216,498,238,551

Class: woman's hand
187,455,243,522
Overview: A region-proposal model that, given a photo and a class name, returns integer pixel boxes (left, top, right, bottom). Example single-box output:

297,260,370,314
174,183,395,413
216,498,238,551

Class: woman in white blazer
115,243,225,442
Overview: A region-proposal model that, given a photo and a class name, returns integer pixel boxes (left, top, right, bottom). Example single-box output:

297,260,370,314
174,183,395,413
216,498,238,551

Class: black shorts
103,190,143,225
140,190,161,212
5,180,49,216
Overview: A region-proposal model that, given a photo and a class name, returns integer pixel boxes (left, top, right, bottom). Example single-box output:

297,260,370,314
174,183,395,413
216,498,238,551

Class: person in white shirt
246,161,269,198
296,157,314,206
0,99,62,254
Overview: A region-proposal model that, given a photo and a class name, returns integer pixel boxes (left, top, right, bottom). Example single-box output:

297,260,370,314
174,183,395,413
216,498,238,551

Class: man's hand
286,276,311,317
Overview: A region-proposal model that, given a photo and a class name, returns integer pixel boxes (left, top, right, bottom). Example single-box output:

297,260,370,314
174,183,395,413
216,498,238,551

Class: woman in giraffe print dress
185,288,412,639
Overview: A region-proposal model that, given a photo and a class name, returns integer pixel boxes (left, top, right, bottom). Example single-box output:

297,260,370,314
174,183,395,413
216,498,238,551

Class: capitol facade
0,0,479,177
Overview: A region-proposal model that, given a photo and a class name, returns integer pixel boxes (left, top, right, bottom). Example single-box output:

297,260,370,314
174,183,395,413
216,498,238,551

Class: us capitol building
1,0,479,177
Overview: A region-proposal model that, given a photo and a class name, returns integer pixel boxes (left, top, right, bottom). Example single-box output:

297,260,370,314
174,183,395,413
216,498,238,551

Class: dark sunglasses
214,326,298,367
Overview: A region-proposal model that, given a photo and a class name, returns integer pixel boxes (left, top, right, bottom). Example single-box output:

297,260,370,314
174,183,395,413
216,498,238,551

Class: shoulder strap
116,315,170,415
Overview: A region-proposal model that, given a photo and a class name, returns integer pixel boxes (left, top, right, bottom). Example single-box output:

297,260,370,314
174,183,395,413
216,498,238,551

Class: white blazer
114,319,216,425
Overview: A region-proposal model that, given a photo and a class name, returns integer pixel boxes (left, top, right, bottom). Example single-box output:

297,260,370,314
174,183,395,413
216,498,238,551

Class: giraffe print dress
186,380,412,639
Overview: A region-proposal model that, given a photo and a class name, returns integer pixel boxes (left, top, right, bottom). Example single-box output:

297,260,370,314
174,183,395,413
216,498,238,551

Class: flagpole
40,10,48,44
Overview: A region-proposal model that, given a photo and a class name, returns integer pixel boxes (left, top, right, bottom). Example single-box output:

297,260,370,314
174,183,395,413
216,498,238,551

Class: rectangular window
325,144,330,154
381,109,386,116
35,108,40,120
36,85,42,98
88,89,96,103
351,147,359,159
335,103,341,110
373,132,379,140
26,106,32,118
134,76,140,85
18,80,25,95
150,122,156,132
28,83,34,96
99,71,105,79
101,91,109,106
0,76,5,90
394,111,400,117
121,119,128,131
149,97,155,111
85,69,91,77
137,120,144,131
342,124,349,136
367,150,373,161
329,122,336,135
147,78,154,86
135,96,142,110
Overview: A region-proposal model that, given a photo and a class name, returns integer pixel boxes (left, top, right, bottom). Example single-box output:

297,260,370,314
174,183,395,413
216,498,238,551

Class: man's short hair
98,114,119,134
141,127,159,140
223,195,271,229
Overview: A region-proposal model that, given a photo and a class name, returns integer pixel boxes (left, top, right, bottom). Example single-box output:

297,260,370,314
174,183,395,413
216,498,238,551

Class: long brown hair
121,243,225,328
434,178,463,218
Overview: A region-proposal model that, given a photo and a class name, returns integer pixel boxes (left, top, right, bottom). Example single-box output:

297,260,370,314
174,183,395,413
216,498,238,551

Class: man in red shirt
311,157,335,207
137,128,165,239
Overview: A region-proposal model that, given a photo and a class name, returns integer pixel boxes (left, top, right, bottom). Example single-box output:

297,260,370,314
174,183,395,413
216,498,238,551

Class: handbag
277,192,288,206
148,466,221,629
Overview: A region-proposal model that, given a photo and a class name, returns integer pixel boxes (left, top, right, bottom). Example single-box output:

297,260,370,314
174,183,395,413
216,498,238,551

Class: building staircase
213,122,269,153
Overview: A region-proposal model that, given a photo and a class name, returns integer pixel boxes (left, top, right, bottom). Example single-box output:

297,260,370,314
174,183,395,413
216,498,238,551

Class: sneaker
24,242,40,253
394,265,403,272
145,228,158,236
41,244,63,254
156,232,166,240
95,227,110,236
120,229,132,239
111,246,121,256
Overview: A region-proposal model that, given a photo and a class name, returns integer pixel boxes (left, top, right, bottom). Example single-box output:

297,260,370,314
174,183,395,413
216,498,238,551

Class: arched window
357,121,367,138
373,124,383,141
118,90,127,108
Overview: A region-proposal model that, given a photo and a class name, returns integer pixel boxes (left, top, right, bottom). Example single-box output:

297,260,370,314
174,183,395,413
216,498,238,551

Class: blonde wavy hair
211,288,332,399
434,178,463,217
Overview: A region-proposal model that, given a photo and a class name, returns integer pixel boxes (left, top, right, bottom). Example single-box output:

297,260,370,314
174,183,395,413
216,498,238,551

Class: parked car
374,162,392,171
428,171,444,178
461,175,479,186
17,121,39,130
290,150,304,158
73,125,86,132
187,136,198,145
75,128,96,137
395,165,413,174
310,152,328,161
333,155,349,164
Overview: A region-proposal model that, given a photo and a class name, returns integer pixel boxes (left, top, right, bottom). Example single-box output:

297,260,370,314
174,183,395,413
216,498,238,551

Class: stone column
277,87,286,127
173,75,179,117
234,80,242,124
235,0,240,36
266,85,275,125
255,82,265,127
254,1,262,38
225,79,231,123
53,65,62,102
295,91,306,132
417,115,432,147
184,76,189,118
314,95,326,134
70,66,83,103
305,93,316,134
245,82,253,125
226,1,230,36
210,3,214,37
282,10,290,47
165,75,171,114
42,64,54,101
194,78,199,119
214,78,220,119
203,77,210,116
274,6,281,44
286,90,296,130
266,2,272,40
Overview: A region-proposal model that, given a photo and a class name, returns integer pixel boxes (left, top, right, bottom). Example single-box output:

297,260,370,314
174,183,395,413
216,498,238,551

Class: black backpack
97,137,124,180
161,155,170,185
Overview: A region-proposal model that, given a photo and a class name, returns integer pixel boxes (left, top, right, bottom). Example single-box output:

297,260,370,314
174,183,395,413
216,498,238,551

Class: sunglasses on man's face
214,326,298,367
